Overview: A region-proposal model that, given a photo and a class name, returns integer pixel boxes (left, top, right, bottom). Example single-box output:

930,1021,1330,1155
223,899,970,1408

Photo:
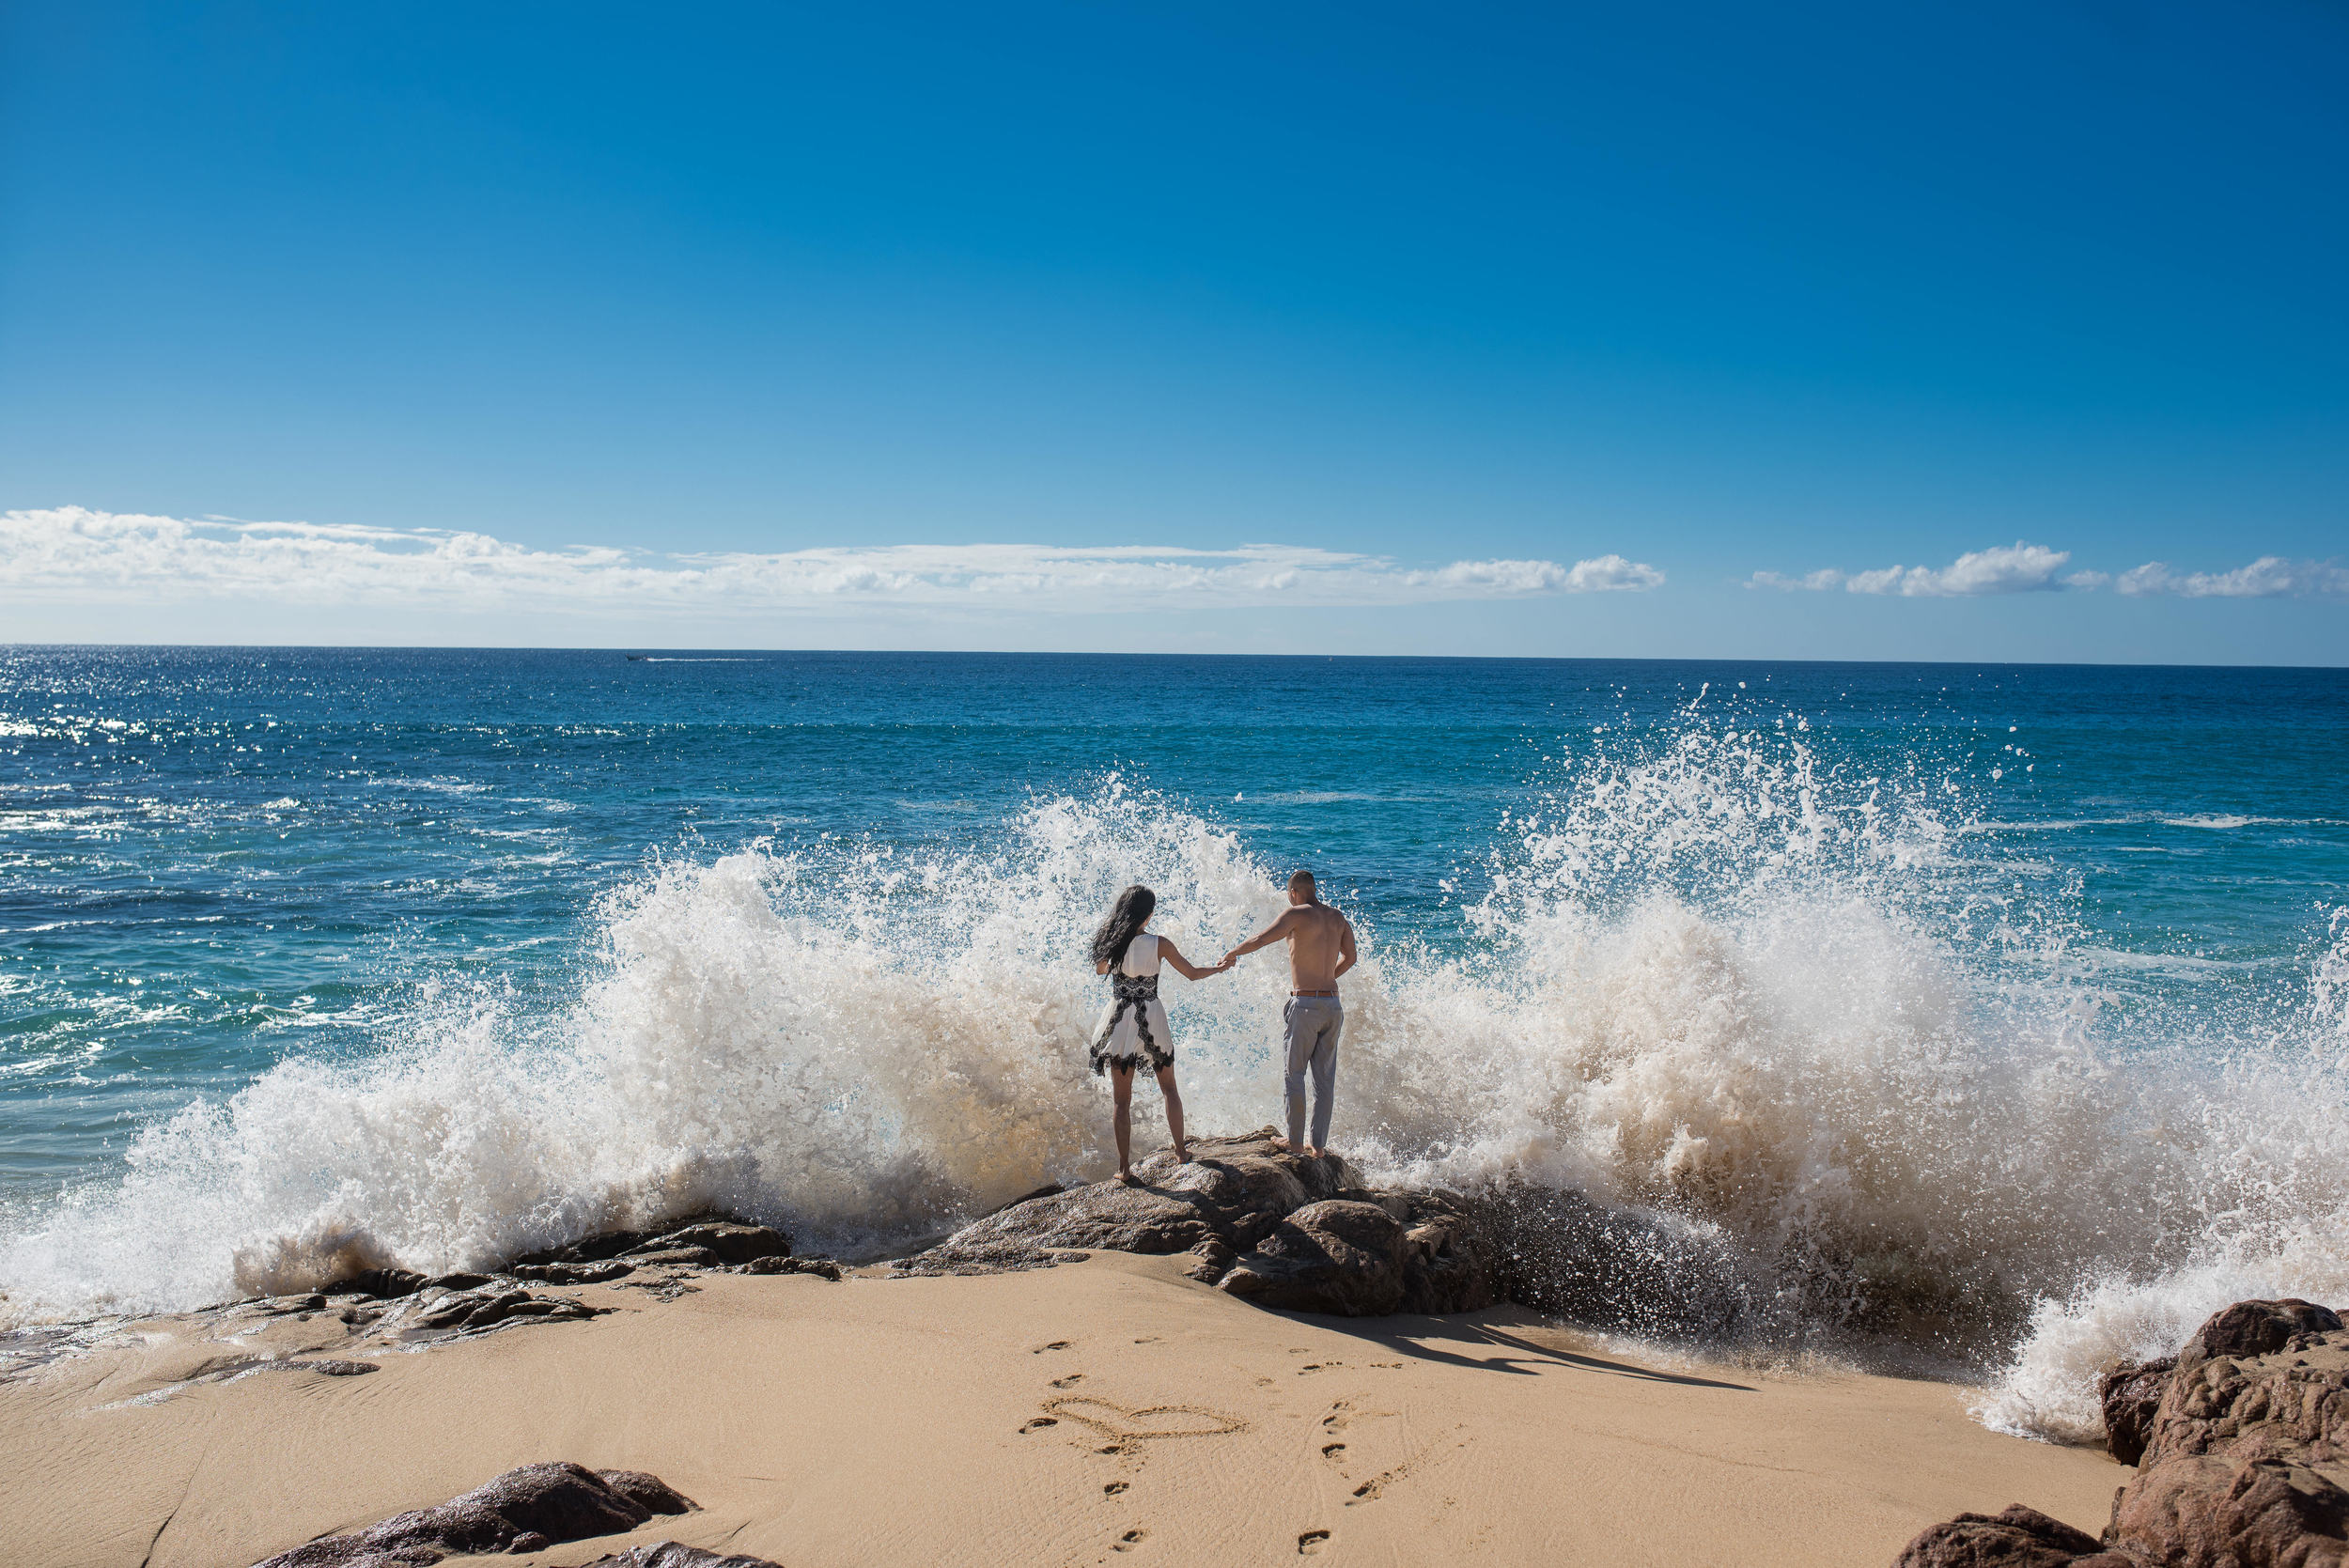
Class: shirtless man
1221,870,1358,1157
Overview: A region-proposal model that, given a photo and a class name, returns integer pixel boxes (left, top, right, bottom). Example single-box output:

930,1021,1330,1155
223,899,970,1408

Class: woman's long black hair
1090,884,1157,968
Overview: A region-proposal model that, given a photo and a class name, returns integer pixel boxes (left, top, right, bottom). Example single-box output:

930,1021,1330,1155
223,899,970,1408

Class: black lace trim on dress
1091,970,1173,1076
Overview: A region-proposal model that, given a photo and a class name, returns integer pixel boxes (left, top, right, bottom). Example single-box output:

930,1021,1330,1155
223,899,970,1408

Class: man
1221,870,1358,1157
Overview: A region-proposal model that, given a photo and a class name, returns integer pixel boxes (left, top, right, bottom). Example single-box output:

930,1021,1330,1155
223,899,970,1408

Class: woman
1089,884,1228,1182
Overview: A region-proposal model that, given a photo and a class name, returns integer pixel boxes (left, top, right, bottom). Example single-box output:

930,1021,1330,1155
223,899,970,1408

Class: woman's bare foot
1304,1145,1327,1159
1174,1142,1192,1163
1115,1169,1140,1186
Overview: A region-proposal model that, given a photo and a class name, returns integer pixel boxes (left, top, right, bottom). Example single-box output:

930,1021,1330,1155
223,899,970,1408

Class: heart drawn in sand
1041,1396,1250,1441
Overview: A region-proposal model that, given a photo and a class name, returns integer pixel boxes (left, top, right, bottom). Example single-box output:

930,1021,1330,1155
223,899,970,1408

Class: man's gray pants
1283,996,1343,1151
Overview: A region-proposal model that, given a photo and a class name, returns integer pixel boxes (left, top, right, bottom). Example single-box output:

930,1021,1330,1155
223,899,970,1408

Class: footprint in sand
1103,1481,1129,1497
1298,1529,1331,1555
1112,1528,1148,1552
1050,1373,1086,1389
1033,1340,1072,1354
1020,1416,1060,1434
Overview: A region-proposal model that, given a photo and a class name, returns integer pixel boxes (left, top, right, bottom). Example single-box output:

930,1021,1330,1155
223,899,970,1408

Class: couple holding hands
1087,871,1356,1183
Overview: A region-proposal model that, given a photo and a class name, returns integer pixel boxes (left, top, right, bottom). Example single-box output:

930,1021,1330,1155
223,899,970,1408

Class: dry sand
0,1251,2123,1567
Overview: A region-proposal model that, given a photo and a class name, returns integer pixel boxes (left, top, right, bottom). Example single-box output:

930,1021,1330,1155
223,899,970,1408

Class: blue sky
2,1,2344,660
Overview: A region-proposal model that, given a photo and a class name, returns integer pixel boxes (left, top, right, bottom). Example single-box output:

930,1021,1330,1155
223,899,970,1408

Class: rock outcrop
1890,1297,2349,1567
251,1461,695,1568
899,1129,1497,1318
1893,1504,2116,1568
2098,1356,2177,1467
575,1546,783,1568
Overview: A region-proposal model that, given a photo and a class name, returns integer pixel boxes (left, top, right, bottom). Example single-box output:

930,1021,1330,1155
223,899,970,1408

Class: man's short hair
1288,868,1315,892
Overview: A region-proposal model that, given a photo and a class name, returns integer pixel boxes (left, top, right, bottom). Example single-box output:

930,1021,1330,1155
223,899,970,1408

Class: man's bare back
1222,871,1357,1157
1222,882,1357,990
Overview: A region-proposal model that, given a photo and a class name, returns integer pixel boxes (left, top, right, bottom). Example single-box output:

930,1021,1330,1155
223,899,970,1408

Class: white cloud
2115,557,2349,598
0,507,1663,618
1750,542,2071,597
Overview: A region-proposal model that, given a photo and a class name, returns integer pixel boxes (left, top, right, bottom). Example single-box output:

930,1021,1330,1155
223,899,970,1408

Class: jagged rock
741,1255,843,1281
1184,1236,1236,1284
250,1461,696,1568
515,1259,636,1285
2100,1355,2178,1466
596,1471,697,1515
575,1545,783,1568
1891,1504,2116,1567
1392,1188,1497,1313
411,1289,604,1335
333,1269,428,1299
2179,1297,2344,1369
1891,1298,2349,1568
898,1129,1362,1276
1219,1200,1408,1316
425,1272,496,1292
624,1247,723,1269
627,1222,790,1266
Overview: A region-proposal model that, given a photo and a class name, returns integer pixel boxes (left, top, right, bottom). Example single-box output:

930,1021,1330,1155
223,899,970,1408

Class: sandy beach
0,1250,2122,1568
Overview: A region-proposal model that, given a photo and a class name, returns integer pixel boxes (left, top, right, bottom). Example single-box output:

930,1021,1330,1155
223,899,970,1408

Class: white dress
1091,932,1174,1075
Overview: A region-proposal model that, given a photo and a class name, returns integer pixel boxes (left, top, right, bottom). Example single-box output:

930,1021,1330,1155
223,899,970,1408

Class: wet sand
0,1251,2123,1567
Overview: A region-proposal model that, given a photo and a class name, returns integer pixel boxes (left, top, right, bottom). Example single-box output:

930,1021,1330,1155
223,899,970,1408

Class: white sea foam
4,728,2347,1457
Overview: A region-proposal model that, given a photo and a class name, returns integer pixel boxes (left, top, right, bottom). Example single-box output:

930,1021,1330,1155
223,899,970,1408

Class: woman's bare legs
1156,1063,1190,1162
1111,1064,1137,1181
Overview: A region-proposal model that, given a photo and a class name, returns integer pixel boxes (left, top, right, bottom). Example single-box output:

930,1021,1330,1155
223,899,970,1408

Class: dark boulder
627,1222,790,1267
2098,1355,2177,1466
515,1259,636,1285
1890,1505,2118,1567
1392,1188,1497,1313
1184,1236,1237,1285
251,1461,696,1568
332,1268,428,1299
410,1289,603,1336
741,1255,843,1281
899,1129,1364,1276
1218,1200,1408,1316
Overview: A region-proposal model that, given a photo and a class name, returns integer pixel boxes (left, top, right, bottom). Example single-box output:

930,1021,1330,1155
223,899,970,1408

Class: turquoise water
3,647,2346,1438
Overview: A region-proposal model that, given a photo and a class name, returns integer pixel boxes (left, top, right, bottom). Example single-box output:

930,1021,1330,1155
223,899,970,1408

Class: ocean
3,646,2345,1444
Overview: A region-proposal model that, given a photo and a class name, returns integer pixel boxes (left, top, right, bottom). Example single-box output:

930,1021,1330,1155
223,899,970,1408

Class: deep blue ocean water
4,647,2343,1192
3,648,2346,1435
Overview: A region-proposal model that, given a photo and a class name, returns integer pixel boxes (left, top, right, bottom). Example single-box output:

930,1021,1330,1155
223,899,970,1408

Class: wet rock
251,1461,696,1568
425,1272,496,1292
514,1260,636,1286
627,1222,789,1267
251,1358,379,1377
2099,1355,2177,1466
1391,1188,1497,1314
411,1289,603,1336
1891,1504,2114,1567
620,1247,722,1269
741,1255,843,1281
1218,1200,1408,1316
574,1546,783,1568
333,1268,428,1299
